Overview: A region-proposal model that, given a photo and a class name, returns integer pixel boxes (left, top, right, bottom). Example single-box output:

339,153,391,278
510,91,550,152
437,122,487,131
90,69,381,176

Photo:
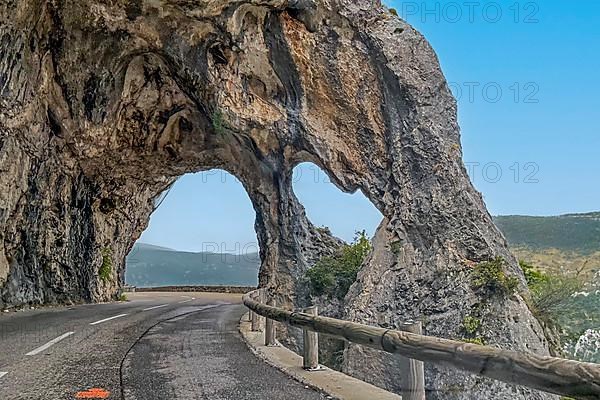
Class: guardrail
243,288,600,400
138,285,256,294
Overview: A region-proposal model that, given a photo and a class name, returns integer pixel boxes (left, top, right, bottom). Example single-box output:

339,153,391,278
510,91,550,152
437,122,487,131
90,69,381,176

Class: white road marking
143,304,169,311
25,332,75,356
0,371,8,379
178,297,196,304
90,314,128,325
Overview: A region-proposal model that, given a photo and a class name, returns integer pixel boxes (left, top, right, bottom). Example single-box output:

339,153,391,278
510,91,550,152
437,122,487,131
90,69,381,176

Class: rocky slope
0,1,554,398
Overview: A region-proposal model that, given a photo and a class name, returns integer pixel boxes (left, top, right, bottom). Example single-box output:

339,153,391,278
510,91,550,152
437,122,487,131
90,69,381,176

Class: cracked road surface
0,292,326,400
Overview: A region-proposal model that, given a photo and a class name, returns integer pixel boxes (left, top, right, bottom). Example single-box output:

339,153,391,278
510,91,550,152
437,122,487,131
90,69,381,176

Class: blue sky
386,0,600,216
139,0,599,252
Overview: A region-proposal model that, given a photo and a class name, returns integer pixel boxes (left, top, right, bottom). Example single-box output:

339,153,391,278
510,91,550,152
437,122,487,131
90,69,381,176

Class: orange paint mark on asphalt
75,388,110,399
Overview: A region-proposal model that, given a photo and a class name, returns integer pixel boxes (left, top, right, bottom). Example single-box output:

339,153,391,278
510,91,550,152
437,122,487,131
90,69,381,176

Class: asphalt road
0,292,326,400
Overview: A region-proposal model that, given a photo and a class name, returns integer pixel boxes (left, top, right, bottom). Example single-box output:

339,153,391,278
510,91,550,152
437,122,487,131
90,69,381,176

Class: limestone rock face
0,0,554,398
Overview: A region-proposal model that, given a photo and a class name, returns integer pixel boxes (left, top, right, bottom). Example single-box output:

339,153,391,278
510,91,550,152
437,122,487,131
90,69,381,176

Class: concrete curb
238,313,402,400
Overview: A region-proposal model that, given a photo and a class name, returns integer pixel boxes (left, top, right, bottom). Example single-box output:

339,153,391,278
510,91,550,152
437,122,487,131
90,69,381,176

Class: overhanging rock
0,1,554,398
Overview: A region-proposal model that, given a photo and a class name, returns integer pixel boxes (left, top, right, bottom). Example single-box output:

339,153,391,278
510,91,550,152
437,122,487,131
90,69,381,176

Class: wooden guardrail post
251,291,261,331
399,322,426,400
303,306,319,370
265,298,277,346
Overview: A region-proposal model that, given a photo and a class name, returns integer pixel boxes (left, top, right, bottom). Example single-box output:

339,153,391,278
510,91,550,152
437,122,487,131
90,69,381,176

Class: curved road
0,292,326,400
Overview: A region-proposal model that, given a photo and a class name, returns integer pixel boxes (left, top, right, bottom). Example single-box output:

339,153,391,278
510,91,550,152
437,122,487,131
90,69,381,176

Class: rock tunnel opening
292,162,383,242
125,170,260,289
0,1,558,397
286,162,384,370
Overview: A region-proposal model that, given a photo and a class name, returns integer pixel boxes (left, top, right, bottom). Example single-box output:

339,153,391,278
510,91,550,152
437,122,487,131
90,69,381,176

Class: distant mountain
133,243,176,252
494,212,600,254
494,213,600,363
128,212,600,288
494,212,600,277
125,243,259,287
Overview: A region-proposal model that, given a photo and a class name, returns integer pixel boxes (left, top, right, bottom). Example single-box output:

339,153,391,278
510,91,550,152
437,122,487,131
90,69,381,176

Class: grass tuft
212,110,228,135
99,247,113,283
471,257,519,296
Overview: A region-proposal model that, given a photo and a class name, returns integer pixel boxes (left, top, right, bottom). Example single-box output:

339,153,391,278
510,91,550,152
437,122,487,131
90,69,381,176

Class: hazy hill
492,212,600,364
126,212,600,288
125,243,259,287
494,212,600,276
494,212,600,254
133,243,175,252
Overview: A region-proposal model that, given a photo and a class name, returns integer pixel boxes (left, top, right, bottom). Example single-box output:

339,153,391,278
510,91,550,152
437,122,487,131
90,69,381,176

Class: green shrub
461,313,484,344
118,293,128,302
520,260,594,356
389,8,398,16
471,257,519,296
212,110,228,135
526,265,585,326
99,247,113,283
306,257,336,294
306,231,371,299
520,260,548,286
462,315,481,335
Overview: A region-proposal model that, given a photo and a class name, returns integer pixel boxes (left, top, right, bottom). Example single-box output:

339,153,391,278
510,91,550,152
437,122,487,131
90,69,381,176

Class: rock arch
291,161,383,241
126,169,262,287
0,1,553,398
